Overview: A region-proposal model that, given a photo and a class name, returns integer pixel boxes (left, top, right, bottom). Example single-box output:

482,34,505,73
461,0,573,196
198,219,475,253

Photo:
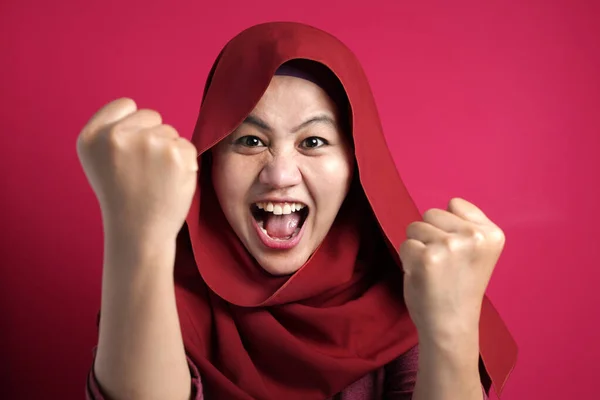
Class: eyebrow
242,114,337,133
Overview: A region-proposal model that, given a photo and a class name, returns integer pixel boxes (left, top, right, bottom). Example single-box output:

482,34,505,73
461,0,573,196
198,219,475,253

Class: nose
258,152,302,189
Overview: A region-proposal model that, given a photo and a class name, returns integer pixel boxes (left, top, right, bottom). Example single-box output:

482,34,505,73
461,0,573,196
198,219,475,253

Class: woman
78,22,517,400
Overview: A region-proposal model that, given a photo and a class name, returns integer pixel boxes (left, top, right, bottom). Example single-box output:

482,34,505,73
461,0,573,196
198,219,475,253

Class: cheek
310,152,354,202
211,153,250,214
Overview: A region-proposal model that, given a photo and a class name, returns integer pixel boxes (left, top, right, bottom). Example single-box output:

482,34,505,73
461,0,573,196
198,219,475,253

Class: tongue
264,212,302,239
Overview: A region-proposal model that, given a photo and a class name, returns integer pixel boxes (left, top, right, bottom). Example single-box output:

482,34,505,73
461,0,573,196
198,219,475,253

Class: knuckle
422,208,443,223
464,226,486,245
422,209,435,222
161,123,179,136
183,143,199,159
76,132,90,150
175,136,198,154
79,121,104,145
150,132,177,156
422,247,442,267
165,141,183,161
448,197,464,211
145,132,161,149
405,221,420,236
138,108,163,122
398,240,411,258
78,125,94,142
106,126,128,149
115,97,136,108
75,136,88,161
442,235,461,251
489,226,506,246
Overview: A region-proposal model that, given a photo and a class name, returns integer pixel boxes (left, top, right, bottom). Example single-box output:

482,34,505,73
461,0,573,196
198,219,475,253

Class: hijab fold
173,21,517,399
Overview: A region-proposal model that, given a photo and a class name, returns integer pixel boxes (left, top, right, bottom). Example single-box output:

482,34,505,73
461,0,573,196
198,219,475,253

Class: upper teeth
256,202,306,215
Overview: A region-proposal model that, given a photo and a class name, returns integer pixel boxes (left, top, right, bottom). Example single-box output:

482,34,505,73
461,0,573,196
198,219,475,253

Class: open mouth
250,201,309,242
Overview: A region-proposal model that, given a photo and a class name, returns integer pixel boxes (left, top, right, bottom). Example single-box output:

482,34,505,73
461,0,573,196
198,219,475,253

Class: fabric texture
86,345,490,399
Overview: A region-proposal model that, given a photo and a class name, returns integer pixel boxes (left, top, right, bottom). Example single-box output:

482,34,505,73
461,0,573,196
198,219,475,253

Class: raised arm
77,98,199,400
399,198,506,400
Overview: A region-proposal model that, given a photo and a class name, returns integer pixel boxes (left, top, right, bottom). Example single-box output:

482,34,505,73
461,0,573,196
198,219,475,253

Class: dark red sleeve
382,345,419,399
383,345,489,400
85,347,204,400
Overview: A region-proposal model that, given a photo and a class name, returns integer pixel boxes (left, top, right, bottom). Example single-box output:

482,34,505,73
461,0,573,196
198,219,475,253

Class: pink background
1,0,598,399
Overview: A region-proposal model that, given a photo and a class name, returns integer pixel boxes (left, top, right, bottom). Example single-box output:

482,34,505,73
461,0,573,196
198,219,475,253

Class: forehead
252,75,338,118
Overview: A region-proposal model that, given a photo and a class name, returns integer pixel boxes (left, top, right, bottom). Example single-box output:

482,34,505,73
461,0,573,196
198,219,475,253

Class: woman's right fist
77,98,198,242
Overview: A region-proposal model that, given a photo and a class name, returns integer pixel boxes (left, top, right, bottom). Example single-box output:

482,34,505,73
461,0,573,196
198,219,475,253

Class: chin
254,251,310,276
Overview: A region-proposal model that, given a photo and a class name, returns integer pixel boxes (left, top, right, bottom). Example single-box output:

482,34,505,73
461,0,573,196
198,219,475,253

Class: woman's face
211,74,354,275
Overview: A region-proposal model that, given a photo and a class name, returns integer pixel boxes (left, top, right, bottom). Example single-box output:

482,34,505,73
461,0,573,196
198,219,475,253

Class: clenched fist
76,98,198,244
400,198,506,340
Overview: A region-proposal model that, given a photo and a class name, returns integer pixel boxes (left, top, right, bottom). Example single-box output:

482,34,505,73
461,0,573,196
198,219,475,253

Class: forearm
94,234,190,400
412,330,483,400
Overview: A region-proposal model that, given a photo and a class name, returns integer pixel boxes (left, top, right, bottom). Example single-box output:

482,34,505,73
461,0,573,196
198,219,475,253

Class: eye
236,135,265,147
301,137,328,149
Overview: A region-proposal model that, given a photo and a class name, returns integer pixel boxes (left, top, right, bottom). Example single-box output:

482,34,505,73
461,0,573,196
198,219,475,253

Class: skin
77,77,505,399
77,98,196,400
402,197,505,400
211,75,354,276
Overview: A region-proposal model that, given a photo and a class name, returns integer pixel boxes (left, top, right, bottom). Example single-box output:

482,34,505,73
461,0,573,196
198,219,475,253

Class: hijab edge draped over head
173,21,517,400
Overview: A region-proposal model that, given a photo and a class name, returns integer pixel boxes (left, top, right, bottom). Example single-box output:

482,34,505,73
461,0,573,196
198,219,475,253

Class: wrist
103,227,177,276
418,327,480,368
416,306,481,345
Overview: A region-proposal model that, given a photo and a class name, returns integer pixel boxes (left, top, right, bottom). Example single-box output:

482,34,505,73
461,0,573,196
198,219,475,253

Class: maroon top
85,345,489,399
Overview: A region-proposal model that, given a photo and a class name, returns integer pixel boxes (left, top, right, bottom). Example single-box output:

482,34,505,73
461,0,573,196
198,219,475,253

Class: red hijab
173,21,517,399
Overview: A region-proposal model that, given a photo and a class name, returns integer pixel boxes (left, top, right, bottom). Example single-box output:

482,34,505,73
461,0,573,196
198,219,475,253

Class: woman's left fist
399,197,506,340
